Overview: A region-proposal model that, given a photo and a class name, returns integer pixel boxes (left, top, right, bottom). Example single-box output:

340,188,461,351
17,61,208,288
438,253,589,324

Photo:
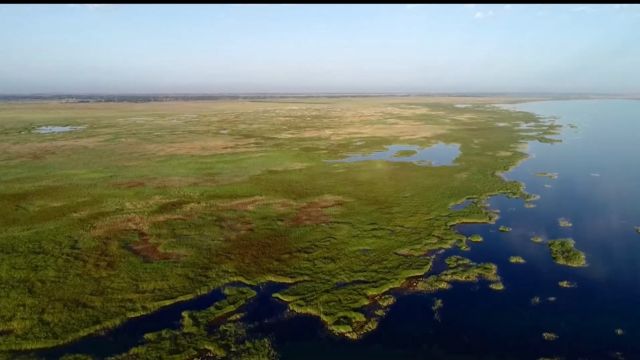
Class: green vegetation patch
509,256,526,264
558,218,573,227
536,172,559,180
499,225,512,232
393,149,418,158
409,256,502,294
530,236,545,244
548,238,587,267
489,282,505,291
432,298,443,322
558,280,577,288
542,332,559,341
468,234,483,243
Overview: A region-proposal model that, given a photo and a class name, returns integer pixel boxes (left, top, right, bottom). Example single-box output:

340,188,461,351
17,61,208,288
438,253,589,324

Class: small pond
327,143,460,166
33,126,85,134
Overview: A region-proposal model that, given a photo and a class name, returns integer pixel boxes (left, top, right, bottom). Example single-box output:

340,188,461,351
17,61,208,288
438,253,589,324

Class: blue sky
1,4,639,94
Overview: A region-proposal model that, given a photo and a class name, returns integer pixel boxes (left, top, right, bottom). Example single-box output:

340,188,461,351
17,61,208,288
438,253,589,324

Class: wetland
1,97,640,359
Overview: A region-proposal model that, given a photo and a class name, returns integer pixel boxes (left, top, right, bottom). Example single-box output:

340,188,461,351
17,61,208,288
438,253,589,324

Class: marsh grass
558,218,573,227
432,298,443,322
530,236,545,244
489,282,505,291
558,280,577,288
468,234,483,243
393,149,418,158
548,239,587,267
536,172,558,180
410,256,502,295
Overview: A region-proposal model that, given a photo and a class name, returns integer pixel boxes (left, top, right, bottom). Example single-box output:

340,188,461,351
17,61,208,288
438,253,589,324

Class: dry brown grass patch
288,195,347,226
90,214,186,262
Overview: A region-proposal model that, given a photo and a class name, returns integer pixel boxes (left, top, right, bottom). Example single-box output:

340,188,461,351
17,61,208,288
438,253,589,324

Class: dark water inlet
33,282,291,359
36,289,225,359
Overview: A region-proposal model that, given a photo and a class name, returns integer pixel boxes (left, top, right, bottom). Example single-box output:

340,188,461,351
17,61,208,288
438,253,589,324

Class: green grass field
0,97,560,357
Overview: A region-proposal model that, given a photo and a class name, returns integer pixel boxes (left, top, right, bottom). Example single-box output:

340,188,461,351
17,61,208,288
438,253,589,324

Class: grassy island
432,298,444,321
536,172,559,180
407,256,505,295
558,218,573,227
530,236,545,244
489,282,506,291
0,97,561,354
499,226,512,232
548,239,587,267
509,256,526,264
558,280,577,288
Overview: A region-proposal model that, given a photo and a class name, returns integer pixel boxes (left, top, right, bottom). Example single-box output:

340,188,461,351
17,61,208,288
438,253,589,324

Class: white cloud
474,10,493,19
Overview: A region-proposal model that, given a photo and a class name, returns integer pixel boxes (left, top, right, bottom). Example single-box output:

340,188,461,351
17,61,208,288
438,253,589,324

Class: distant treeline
0,93,628,103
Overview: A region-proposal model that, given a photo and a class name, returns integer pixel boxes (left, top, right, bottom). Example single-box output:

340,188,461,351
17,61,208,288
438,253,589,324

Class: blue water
327,143,461,166
33,126,84,134
27,100,640,359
